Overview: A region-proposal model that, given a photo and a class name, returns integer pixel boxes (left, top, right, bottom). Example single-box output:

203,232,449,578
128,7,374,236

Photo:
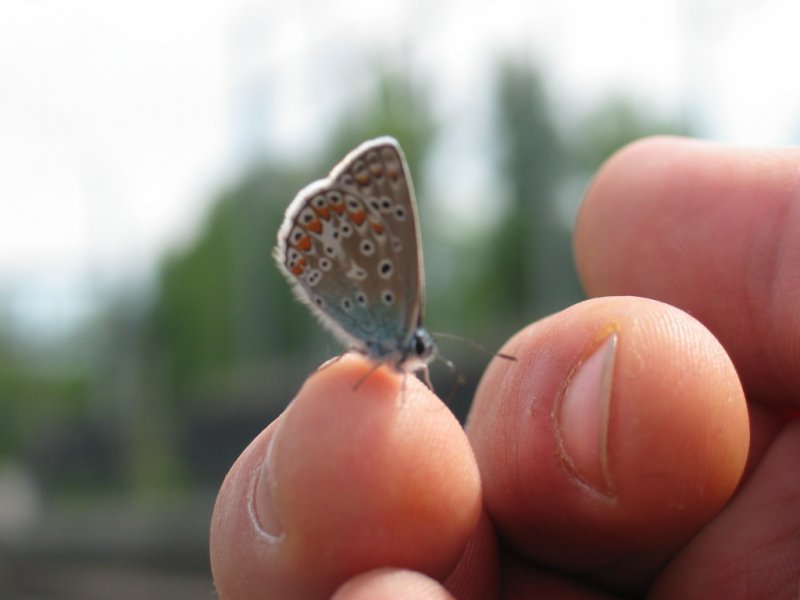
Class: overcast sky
1,0,798,336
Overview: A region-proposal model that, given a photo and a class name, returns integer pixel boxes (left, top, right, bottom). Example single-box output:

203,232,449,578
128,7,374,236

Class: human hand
210,138,800,599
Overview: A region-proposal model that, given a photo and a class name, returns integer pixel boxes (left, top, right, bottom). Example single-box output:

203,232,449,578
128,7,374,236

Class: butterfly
274,136,439,387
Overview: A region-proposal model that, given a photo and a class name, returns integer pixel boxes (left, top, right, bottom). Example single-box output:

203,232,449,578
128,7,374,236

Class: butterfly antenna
432,332,517,362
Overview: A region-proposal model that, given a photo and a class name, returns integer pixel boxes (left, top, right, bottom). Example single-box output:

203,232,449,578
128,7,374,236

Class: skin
210,137,800,599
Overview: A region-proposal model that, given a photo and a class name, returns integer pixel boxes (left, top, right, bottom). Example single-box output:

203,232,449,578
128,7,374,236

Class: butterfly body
275,137,438,378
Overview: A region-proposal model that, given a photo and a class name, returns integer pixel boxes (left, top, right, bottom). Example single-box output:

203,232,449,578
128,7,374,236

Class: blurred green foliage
154,164,314,396
0,335,89,456
490,59,569,322
0,60,691,497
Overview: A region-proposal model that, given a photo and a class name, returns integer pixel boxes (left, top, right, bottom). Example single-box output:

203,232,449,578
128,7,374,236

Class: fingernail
253,432,285,539
555,333,618,497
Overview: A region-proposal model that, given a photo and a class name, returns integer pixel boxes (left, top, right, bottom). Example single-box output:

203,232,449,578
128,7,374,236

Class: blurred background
0,0,798,597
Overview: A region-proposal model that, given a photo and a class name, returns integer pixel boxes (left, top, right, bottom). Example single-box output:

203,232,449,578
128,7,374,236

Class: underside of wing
275,137,424,356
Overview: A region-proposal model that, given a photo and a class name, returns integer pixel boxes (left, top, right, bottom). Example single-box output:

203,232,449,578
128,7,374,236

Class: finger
445,512,616,599
442,510,501,600
333,568,455,600
574,137,800,406
650,420,800,599
210,355,481,600
502,555,620,600
467,296,749,595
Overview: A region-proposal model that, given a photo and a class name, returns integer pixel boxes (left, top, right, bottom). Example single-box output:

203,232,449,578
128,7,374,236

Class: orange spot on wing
331,203,346,215
355,172,370,185
350,210,366,225
290,257,306,275
295,235,312,251
371,221,384,234
306,219,322,233
314,206,330,219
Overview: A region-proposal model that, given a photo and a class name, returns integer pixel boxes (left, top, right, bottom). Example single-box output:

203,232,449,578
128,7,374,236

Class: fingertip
333,568,456,600
210,421,281,599
574,136,696,298
468,297,749,592
575,137,800,403
277,355,482,585
212,354,482,598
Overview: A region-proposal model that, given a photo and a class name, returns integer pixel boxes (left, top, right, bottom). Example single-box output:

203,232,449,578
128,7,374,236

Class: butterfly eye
415,335,426,356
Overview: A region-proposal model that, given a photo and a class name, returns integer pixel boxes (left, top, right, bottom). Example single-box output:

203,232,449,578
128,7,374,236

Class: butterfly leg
420,365,434,390
352,360,384,390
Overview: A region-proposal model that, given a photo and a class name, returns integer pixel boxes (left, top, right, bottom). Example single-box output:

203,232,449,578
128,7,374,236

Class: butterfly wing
275,137,424,361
